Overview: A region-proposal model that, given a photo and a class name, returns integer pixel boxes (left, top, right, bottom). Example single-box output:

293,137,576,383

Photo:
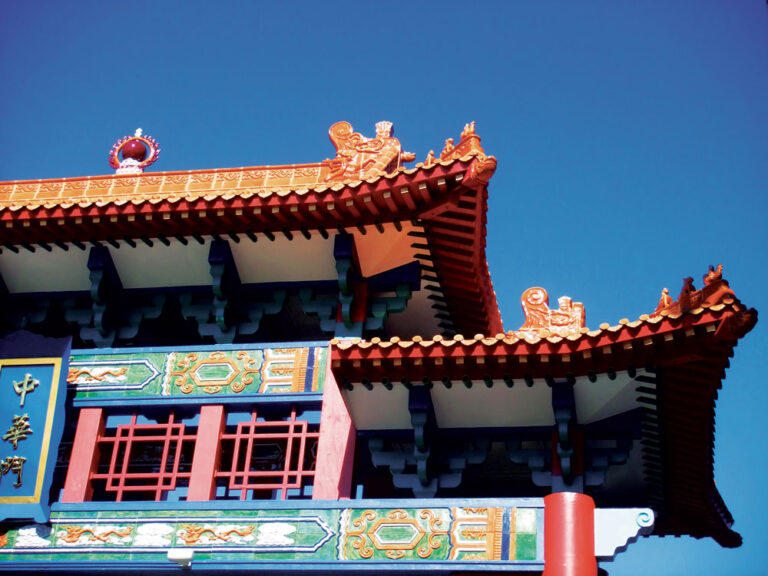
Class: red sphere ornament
108,129,160,171
120,139,148,162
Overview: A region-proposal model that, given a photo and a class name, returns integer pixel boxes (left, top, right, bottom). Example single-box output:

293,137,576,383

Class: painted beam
313,353,356,499
60,408,104,503
187,404,225,501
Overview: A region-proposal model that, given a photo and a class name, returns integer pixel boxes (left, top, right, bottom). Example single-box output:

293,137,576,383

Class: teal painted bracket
369,386,488,497
179,240,286,343
365,283,412,331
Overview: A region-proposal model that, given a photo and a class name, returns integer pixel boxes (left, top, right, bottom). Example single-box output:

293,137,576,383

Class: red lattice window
215,407,319,500
91,412,196,502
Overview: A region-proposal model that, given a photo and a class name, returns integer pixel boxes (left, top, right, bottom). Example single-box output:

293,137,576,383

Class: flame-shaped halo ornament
108,128,160,174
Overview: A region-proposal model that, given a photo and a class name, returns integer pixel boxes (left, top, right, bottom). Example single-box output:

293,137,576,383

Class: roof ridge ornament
323,121,415,183
439,121,486,161
517,287,586,337
108,128,160,175
653,264,736,316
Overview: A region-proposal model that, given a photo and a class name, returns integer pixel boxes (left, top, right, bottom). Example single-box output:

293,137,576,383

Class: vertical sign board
0,332,70,522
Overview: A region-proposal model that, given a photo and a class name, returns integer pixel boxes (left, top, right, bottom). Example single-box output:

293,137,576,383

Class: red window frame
91,412,195,502
215,407,319,500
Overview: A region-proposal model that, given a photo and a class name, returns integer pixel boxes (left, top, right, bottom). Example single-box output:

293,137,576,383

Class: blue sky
1,1,767,574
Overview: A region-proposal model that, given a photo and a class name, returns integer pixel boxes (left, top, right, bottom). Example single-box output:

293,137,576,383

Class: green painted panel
69,344,327,402
0,503,544,566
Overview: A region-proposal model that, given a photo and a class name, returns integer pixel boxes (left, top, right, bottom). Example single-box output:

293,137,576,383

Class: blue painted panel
0,331,70,523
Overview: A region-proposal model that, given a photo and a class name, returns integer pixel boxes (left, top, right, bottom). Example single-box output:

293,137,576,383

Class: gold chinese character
12,374,39,408
1,456,26,487
2,414,32,449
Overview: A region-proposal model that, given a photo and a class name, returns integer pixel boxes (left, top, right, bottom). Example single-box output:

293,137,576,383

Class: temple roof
0,121,502,338
330,273,757,548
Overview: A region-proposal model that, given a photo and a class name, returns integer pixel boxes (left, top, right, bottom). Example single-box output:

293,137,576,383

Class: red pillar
187,404,225,501
543,492,597,576
61,407,104,503
312,350,356,499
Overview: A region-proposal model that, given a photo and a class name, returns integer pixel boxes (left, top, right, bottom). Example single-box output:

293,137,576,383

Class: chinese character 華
2,414,33,449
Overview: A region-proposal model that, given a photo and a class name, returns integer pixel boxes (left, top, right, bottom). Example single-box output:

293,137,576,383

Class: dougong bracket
552,380,578,488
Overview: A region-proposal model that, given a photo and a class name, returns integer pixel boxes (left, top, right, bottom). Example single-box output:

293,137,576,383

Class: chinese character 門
0,455,26,487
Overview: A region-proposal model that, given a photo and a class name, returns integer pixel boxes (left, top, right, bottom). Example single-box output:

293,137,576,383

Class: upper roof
0,121,502,339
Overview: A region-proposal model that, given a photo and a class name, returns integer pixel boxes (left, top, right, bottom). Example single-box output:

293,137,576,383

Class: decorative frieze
68,344,327,403
0,501,543,568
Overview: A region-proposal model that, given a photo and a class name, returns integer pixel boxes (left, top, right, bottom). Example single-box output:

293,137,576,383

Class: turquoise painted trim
52,497,545,513
72,340,331,355
0,561,545,573
73,392,324,408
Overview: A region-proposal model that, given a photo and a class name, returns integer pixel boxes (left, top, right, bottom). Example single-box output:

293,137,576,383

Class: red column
61,407,104,503
543,492,597,576
187,404,225,501
312,351,356,499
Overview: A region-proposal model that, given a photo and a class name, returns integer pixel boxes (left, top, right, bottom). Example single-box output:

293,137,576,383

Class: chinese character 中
2,414,33,449
0,456,26,487
12,374,39,408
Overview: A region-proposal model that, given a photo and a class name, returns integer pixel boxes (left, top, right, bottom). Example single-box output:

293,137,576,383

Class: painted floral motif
170,350,262,394
342,508,450,561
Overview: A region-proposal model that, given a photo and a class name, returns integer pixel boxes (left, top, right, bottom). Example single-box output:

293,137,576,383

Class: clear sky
1,1,767,574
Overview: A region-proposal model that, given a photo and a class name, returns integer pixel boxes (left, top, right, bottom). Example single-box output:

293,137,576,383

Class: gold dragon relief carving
57,525,134,545
178,524,255,545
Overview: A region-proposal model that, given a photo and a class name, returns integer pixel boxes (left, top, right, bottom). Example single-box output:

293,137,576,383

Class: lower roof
330,276,757,548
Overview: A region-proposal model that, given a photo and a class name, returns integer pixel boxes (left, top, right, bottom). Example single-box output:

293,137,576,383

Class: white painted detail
15,525,52,547
134,523,174,546
515,508,537,533
594,508,654,560
167,548,194,567
116,158,143,175
256,523,296,546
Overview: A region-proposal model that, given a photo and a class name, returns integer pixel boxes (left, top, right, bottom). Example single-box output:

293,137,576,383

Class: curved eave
330,298,757,548
0,155,502,337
